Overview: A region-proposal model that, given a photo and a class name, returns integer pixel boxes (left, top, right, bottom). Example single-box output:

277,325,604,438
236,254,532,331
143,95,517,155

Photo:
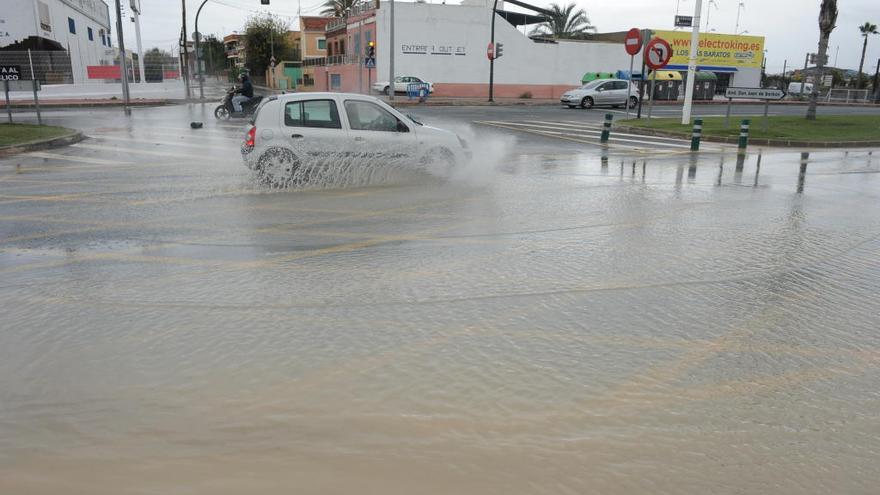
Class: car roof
274,92,382,102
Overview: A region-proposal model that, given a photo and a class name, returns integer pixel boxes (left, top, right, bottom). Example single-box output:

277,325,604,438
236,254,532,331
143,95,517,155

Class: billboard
652,30,764,70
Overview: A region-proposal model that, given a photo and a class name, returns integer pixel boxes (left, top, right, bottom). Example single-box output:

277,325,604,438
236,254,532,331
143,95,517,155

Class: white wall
375,3,630,87
0,0,112,83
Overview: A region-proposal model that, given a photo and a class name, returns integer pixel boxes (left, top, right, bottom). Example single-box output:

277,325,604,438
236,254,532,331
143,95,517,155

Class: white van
788,81,814,95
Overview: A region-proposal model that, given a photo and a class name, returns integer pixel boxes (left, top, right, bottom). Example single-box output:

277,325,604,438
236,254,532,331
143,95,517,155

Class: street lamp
194,0,209,100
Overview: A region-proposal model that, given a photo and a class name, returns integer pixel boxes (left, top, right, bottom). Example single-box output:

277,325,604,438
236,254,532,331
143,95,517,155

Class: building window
38,1,52,31
68,18,76,34
317,38,326,50
87,27,93,41
365,30,372,43
330,74,341,90
99,29,105,45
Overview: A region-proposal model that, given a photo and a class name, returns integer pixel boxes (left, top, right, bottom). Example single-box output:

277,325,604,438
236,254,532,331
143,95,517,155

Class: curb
0,130,85,156
10,100,168,109
614,124,880,149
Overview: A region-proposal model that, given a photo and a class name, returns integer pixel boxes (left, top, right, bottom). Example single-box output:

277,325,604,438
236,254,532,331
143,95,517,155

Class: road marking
72,143,210,160
25,151,133,165
90,134,240,152
477,121,694,150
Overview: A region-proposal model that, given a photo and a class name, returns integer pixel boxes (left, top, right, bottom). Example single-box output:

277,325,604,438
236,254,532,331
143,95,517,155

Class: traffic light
260,0,270,4
495,42,503,58
367,41,375,59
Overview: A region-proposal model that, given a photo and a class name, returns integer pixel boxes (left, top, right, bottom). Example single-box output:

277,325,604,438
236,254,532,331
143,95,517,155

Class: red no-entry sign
624,28,642,56
645,37,672,70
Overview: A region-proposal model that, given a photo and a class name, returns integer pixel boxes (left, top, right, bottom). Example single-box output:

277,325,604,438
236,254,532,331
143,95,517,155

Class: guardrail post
738,119,750,151
600,113,613,143
691,118,703,151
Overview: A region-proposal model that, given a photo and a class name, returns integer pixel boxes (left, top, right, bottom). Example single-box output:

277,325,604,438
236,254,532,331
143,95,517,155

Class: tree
243,13,292,78
807,0,837,120
857,22,878,88
321,0,359,17
143,48,175,82
201,35,228,76
529,2,595,39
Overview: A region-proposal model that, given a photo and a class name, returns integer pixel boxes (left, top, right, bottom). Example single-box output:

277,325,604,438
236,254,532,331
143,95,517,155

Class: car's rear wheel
256,148,300,187
581,97,594,109
214,105,230,120
383,86,391,96
629,96,638,109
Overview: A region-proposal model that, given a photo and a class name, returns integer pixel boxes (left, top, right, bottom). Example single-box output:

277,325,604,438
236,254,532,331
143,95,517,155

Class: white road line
72,143,209,159
25,151,133,165
480,121,693,149
476,121,693,150
90,134,240,152
528,121,698,144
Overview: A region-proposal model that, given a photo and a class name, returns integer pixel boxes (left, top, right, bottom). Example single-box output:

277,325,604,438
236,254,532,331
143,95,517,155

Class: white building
0,0,114,83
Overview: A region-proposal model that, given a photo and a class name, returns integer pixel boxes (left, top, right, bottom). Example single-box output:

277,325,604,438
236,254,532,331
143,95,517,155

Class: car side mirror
396,120,409,133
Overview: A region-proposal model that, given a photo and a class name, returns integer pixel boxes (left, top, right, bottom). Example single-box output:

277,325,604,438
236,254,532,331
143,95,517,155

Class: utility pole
489,0,498,102
388,0,395,101
872,58,879,103
132,1,146,83
114,0,131,115
181,0,191,99
781,59,787,90
681,0,703,125
734,2,744,36
800,52,808,99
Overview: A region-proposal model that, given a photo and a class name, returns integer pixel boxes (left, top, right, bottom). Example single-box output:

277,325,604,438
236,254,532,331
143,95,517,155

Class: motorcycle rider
232,73,254,113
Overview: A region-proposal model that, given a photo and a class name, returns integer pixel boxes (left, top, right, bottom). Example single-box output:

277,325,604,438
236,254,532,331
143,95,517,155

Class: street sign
0,65,22,81
822,74,833,86
487,42,495,60
269,56,276,69
644,38,672,70
364,58,375,68
674,15,693,27
624,28,642,56
809,53,829,65
725,87,786,100
4,80,40,91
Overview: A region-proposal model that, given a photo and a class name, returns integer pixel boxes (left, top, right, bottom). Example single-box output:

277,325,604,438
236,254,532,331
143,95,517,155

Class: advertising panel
653,29,764,69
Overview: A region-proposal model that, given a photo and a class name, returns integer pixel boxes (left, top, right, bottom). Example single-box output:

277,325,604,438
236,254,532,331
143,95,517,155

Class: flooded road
1,105,879,494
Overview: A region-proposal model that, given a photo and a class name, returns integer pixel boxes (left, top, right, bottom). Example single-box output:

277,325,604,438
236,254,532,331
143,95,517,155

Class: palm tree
807,0,838,120
321,0,359,17
857,22,878,88
530,2,595,39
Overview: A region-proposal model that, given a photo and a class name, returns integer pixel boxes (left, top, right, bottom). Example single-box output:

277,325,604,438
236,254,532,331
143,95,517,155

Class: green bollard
600,113,613,143
691,118,703,151
738,119,751,150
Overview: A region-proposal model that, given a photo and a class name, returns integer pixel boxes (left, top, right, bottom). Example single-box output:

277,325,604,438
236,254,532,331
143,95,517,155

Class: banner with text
652,30,765,69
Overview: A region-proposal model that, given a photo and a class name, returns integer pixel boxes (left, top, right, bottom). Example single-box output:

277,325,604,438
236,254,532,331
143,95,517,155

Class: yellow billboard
653,30,765,69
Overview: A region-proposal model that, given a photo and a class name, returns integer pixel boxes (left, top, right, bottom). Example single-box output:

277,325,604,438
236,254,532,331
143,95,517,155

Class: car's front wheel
421,147,457,177
383,86,391,96
256,148,300,187
629,96,639,108
581,97,594,109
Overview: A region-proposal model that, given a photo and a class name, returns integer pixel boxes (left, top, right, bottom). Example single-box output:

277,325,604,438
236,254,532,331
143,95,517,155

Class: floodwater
1,109,880,494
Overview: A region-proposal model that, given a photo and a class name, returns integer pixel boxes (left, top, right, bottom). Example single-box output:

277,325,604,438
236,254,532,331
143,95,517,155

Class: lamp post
194,0,209,99
114,0,131,115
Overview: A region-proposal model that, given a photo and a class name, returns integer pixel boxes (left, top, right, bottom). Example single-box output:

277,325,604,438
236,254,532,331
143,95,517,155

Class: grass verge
0,123,75,147
621,115,880,143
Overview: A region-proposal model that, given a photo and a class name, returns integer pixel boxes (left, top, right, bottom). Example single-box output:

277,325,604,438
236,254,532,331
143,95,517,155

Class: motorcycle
214,87,264,120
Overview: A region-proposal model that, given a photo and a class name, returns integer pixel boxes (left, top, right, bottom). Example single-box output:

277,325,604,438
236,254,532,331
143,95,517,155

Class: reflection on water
1,146,879,494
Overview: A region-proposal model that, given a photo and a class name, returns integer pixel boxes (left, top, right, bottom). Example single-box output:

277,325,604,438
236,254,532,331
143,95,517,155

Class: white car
242,92,468,186
372,76,434,96
560,79,640,109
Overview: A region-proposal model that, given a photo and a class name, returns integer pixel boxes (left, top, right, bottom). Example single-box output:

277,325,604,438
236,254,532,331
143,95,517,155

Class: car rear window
284,99,342,129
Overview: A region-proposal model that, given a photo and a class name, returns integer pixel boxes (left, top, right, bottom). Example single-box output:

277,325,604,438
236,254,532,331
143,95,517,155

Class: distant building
296,16,331,60
224,33,244,70
0,0,115,83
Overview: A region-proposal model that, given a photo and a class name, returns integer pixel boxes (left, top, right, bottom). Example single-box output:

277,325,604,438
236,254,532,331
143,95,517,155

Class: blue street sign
364,58,375,68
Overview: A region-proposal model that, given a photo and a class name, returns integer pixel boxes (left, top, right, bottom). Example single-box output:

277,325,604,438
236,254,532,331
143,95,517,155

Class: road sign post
1,65,21,123
644,37,672,121
3,80,10,123
624,28,641,118
724,87,786,133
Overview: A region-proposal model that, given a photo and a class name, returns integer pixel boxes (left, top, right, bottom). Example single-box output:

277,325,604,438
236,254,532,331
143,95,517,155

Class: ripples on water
1,138,879,494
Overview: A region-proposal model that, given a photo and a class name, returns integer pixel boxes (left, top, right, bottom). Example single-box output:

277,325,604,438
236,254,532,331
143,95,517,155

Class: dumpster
648,70,682,100
691,71,718,100
581,72,615,84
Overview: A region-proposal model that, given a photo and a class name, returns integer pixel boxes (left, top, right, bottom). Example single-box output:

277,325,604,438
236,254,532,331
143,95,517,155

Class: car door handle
291,134,304,139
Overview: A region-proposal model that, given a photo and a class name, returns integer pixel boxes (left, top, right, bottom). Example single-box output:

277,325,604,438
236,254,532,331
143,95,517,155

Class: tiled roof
301,16,333,31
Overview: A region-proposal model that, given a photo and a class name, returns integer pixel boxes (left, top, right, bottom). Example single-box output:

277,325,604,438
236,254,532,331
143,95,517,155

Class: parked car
372,76,434,96
241,92,469,186
560,79,639,109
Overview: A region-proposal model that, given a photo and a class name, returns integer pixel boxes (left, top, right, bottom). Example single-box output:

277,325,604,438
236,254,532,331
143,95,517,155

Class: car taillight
245,126,256,148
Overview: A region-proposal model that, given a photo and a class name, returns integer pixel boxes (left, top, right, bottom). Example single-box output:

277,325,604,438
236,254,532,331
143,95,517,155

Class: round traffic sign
644,37,672,70
624,28,642,56
487,42,494,60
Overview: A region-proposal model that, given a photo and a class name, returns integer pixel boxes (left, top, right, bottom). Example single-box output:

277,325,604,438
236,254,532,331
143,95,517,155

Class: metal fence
824,88,876,104
0,51,73,84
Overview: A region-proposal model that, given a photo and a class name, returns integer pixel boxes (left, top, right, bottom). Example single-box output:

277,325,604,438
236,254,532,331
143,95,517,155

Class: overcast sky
121,0,880,73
